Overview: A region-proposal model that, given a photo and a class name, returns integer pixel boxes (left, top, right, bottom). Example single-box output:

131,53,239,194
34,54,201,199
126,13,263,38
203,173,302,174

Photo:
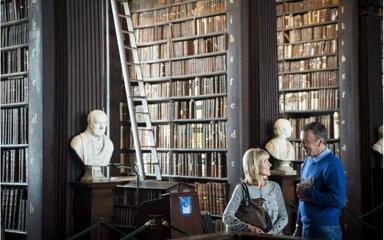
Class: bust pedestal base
71,181,118,237
80,166,108,183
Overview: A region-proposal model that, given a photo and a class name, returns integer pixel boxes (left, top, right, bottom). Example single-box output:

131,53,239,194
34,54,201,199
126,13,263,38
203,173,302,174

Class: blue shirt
297,149,346,226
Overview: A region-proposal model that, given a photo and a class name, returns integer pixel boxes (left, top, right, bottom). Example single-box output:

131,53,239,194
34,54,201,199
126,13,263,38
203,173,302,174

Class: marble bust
372,125,383,155
265,118,296,175
70,110,114,182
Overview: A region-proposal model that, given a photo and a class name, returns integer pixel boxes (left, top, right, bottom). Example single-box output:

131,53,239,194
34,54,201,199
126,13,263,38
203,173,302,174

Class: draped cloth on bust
71,130,114,166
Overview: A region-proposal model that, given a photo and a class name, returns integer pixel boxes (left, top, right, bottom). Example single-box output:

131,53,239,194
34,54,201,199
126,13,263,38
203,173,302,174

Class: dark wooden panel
249,0,279,148
358,3,383,239
56,0,107,238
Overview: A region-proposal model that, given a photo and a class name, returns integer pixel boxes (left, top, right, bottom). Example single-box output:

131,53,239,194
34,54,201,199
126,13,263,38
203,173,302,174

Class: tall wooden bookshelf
0,0,29,238
276,0,341,160
112,0,240,230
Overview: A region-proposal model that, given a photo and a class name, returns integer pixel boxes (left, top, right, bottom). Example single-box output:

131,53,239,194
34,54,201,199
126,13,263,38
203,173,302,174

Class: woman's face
258,157,272,176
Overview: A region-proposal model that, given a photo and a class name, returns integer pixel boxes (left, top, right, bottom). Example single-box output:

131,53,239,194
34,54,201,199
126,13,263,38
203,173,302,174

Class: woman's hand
246,224,265,234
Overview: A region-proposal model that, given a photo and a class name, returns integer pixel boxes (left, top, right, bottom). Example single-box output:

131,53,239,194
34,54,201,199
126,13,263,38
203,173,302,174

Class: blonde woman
222,148,288,234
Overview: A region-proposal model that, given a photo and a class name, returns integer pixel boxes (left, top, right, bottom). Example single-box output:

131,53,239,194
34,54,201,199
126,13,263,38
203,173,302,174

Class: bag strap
239,182,250,207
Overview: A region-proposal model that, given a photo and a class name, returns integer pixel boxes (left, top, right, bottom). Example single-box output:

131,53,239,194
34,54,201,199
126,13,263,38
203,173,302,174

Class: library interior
0,0,382,239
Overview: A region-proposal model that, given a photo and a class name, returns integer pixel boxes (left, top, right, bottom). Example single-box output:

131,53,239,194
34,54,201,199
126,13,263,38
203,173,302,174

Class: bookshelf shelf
132,11,227,29
277,20,338,32
278,37,337,46
278,53,337,61
1,0,29,236
279,85,339,93
276,0,341,162
0,144,28,148
1,71,28,79
0,182,28,186
276,4,338,17
112,0,239,231
0,102,28,108
1,18,28,28
1,43,28,52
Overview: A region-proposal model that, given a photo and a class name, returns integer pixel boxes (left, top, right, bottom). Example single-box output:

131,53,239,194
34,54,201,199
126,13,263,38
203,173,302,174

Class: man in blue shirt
293,122,346,240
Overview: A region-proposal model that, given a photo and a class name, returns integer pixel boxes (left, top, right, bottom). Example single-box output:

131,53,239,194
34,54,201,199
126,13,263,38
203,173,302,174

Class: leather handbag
235,182,273,232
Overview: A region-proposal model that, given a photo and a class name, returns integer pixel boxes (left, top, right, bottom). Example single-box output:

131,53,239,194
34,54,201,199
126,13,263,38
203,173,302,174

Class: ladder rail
111,0,162,180
110,0,146,180
121,2,162,179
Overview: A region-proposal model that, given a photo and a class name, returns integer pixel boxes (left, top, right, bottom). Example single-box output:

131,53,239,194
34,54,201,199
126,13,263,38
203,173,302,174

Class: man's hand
247,224,265,234
296,182,311,199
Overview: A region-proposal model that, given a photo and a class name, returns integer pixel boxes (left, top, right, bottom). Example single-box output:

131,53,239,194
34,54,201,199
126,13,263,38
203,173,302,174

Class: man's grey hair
301,122,328,143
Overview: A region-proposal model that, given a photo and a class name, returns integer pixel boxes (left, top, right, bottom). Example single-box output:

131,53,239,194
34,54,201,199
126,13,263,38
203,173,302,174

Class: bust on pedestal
70,110,114,183
265,119,296,175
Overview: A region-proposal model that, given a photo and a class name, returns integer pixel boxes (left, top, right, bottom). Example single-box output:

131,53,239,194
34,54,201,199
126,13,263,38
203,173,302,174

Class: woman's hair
242,148,270,185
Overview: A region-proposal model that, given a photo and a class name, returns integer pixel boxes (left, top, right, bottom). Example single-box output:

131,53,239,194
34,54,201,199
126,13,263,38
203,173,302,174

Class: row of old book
278,71,337,90
288,113,339,139
1,187,27,231
1,148,27,183
121,121,226,149
1,107,28,145
277,39,337,59
127,97,228,120
276,0,339,16
277,23,337,44
131,0,226,26
1,22,28,47
278,55,337,73
134,15,227,43
0,0,28,23
279,89,339,112
277,8,338,30
0,76,28,104
135,35,227,61
127,55,226,79
127,75,227,100
1,47,28,74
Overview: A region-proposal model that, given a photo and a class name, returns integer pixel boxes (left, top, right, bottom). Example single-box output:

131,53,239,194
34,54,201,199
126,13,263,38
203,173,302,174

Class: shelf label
32,79,37,86
230,103,236,109
230,34,234,43
32,20,37,31
342,73,346,80
341,55,346,62
230,129,236,138
30,203,34,213
341,6,344,14
230,16,233,24
230,56,234,62
32,113,37,124
229,0,234,4
31,48,36,58
342,91,346,98
230,78,234,86
341,40,344,46
341,23,345,30
341,120,346,125
231,161,236,167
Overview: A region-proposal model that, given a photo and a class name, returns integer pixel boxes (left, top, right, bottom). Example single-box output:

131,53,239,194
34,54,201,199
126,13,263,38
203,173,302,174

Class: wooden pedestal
71,182,118,235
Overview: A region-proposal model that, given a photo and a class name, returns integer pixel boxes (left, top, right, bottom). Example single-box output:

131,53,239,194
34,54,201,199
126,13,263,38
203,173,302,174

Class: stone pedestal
80,166,108,183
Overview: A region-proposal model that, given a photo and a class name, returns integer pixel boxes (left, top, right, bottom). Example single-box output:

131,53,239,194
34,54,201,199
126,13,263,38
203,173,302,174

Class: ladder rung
122,30,135,34
124,46,137,50
138,127,154,131
141,145,157,148
135,111,150,115
132,97,146,102
127,62,140,66
119,13,131,18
